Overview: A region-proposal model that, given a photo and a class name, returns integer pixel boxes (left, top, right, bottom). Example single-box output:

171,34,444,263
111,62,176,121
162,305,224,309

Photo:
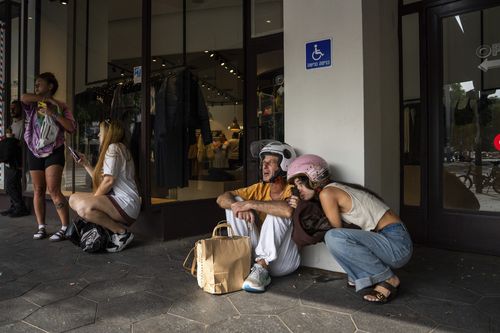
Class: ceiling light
229,69,234,73
152,57,157,62
120,70,124,77
220,62,225,66
204,50,209,53
266,20,271,23
28,16,33,20
60,0,68,5
161,59,166,67
210,53,215,58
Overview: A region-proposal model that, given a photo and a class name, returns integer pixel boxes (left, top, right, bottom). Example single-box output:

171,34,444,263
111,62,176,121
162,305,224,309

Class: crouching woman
287,154,412,304
69,119,140,252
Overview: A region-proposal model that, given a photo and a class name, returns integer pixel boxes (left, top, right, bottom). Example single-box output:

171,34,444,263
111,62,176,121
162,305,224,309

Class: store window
251,0,282,38
73,0,142,193
23,0,75,194
149,0,245,203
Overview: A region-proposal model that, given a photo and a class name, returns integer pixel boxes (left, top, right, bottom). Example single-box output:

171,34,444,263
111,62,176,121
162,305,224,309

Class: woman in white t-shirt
69,119,140,252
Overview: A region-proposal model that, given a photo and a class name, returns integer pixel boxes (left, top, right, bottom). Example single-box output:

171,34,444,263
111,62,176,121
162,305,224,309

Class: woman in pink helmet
287,154,412,304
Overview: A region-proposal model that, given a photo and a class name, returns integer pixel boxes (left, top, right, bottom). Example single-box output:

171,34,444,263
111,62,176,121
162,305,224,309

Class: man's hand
231,201,256,223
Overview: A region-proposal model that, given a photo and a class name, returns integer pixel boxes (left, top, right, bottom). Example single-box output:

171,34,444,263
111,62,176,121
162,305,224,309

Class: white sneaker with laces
242,263,271,293
106,232,134,253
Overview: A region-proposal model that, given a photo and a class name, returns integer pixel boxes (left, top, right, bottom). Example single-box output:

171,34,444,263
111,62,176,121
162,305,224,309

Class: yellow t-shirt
232,182,293,223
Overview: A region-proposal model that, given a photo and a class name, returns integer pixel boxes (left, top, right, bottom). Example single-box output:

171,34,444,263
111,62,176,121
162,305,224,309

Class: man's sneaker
33,228,47,240
242,263,271,293
106,232,134,253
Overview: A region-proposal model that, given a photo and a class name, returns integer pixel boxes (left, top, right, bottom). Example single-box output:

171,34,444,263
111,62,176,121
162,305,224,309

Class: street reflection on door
442,6,500,212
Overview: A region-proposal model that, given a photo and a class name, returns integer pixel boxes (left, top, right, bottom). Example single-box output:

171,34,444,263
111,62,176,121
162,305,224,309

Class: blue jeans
324,223,413,291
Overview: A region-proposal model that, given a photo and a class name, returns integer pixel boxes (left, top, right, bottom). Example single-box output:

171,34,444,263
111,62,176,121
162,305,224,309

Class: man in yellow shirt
216,142,299,292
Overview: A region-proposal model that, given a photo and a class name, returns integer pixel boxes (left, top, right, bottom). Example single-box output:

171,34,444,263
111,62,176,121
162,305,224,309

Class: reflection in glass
402,13,421,206
257,49,284,142
252,0,283,38
73,0,142,193
442,7,500,212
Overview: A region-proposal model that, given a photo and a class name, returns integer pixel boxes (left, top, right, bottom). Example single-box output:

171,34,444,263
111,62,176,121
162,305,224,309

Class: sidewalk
0,215,499,332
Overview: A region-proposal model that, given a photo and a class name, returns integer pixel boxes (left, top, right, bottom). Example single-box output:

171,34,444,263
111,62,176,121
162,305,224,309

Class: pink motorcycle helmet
287,154,331,189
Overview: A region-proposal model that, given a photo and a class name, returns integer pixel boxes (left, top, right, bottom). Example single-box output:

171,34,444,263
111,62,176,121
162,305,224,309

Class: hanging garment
154,69,212,188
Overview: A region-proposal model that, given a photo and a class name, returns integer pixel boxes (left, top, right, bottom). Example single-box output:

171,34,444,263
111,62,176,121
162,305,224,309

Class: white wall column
284,0,400,271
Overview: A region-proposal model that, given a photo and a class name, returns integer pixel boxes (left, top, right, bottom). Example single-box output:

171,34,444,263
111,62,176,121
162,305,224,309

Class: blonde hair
92,120,126,191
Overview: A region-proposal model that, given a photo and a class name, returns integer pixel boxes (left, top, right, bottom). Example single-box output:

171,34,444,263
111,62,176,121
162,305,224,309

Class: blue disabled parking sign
306,39,332,70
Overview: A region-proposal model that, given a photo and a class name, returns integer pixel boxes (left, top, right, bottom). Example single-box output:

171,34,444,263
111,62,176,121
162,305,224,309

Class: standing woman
21,72,76,241
69,120,139,252
287,155,413,304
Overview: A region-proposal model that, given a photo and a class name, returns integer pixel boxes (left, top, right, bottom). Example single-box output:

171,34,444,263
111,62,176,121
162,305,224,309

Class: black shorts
28,145,66,171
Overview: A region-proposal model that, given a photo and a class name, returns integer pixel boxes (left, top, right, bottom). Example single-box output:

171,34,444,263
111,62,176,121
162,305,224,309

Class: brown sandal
363,281,399,304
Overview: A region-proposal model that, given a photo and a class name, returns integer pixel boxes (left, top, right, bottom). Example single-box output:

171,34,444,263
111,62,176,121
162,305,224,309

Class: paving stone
79,262,130,283
280,306,355,333
228,291,299,315
66,321,131,333
96,291,172,324
451,271,500,296
79,277,153,302
0,262,32,283
431,325,475,332
205,314,290,333
0,321,45,332
24,296,96,333
403,278,480,304
17,263,89,283
0,281,39,302
169,292,238,325
476,296,500,323
0,298,39,326
23,278,89,306
299,279,366,314
406,295,494,332
352,303,436,333
133,313,206,333
269,268,319,296
144,274,202,301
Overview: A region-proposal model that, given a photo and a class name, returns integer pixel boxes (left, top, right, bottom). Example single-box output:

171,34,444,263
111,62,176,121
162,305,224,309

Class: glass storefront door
428,0,500,254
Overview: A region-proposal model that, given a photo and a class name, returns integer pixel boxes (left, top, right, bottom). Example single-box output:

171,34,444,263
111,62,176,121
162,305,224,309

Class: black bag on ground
80,223,110,253
65,217,87,246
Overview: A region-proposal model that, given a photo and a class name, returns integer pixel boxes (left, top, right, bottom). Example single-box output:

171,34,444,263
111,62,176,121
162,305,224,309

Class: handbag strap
182,246,197,277
212,221,234,237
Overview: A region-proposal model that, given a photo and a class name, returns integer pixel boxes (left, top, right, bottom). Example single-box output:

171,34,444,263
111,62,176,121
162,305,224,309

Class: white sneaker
242,263,271,293
106,232,134,253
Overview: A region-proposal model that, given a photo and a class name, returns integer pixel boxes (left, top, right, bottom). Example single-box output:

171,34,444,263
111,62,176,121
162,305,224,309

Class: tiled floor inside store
0,215,499,332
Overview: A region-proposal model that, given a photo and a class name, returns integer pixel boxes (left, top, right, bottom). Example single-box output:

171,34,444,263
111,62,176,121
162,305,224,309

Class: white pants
225,206,300,277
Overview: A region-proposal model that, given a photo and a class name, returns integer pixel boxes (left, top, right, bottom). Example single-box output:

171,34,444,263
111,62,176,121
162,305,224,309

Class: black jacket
154,69,212,188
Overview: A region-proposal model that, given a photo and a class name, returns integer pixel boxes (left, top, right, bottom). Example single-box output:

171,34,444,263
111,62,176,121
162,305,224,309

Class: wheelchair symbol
311,44,324,61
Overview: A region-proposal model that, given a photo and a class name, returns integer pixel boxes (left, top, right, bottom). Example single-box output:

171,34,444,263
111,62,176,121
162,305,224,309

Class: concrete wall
284,0,366,184
362,0,400,211
284,0,400,270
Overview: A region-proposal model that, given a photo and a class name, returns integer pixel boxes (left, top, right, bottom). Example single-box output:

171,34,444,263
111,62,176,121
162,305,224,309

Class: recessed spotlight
61,0,68,5
152,58,157,62
266,20,271,23
28,16,33,20
204,50,209,53
209,53,215,58
220,62,225,66
229,69,234,73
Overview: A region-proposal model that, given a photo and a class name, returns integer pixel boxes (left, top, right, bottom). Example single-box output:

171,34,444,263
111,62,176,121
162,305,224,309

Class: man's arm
216,191,237,209
231,200,293,219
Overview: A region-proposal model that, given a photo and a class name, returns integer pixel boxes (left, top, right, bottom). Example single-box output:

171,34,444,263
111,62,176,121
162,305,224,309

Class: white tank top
325,182,389,231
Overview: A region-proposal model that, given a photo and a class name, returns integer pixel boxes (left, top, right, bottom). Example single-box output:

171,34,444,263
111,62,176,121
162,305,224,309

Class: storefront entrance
401,0,500,255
